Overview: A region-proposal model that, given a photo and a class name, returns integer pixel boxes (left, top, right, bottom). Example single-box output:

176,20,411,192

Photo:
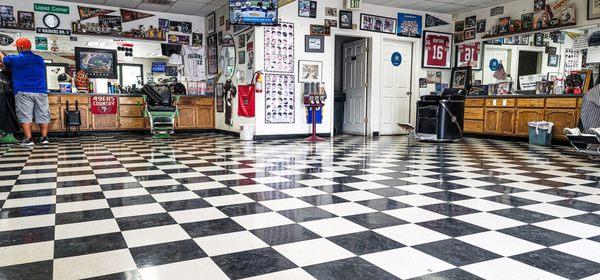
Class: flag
120,9,154,23
493,63,507,80
78,6,115,20
425,14,449,28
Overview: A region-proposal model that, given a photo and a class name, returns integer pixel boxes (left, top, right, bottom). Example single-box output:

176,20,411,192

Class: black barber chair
415,89,466,142
140,84,179,136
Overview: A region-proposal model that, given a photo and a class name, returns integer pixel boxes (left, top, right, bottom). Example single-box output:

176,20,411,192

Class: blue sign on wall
489,58,499,71
391,52,402,66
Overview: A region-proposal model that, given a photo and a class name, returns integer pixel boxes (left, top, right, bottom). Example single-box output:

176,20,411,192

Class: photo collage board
264,22,295,124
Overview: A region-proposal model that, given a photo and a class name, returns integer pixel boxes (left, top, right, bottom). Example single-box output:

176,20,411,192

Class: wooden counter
464,95,583,140
43,93,214,132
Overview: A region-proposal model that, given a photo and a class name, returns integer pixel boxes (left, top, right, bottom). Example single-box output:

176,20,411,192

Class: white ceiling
58,0,225,16
363,0,516,14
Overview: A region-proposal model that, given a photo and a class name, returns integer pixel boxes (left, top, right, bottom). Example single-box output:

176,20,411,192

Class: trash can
334,92,346,135
240,124,254,141
528,121,554,146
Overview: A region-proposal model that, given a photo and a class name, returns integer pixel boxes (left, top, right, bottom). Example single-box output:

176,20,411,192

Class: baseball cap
15,38,32,49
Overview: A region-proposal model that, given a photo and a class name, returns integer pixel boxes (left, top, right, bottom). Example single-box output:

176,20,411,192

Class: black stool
64,100,81,137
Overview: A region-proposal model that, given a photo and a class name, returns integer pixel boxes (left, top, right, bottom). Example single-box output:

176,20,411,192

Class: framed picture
339,10,353,29
455,21,464,32
476,19,486,33
360,13,396,34
456,42,482,70
548,55,560,67
534,0,545,11
17,11,34,29
534,33,544,47
422,31,452,69
207,12,215,34
325,7,337,17
45,63,68,92
305,35,324,53
451,66,472,90
0,5,14,21
455,32,465,44
397,13,422,38
499,17,510,33
573,70,593,92
589,0,600,20
464,28,476,40
465,15,476,28
207,34,218,75
74,47,118,79
298,60,323,83
299,0,317,18
521,13,533,31
215,83,224,112
324,19,338,27
238,51,246,64
310,25,330,36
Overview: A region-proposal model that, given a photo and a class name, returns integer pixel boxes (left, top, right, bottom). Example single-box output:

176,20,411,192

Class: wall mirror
220,34,236,80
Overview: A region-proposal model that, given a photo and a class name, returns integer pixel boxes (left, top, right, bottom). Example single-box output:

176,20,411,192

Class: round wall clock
43,14,60,29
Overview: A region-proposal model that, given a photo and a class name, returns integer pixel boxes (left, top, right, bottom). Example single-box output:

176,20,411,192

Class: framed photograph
422,31,452,69
451,67,472,90
299,0,317,18
455,32,465,44
17,11,34,29
456,42,482,70
455,21,464,32
339,10,353,29
305,35,324,53
545,46,557,55
521,13,533,31
207,12,216,34
238,51,246,64
476,19,486,33
45,63,68,92
498,17,510,33
74,47,118,79
325,7,337,17
464,28,476,40
324,19,338,27
465,15,476,28
589,0,600,20
215,83,224,112
0,5,14,21
548,55,560,67
397,13,422,38
207,34,219,75
534,0,545,11
360,13,396,34
298,60,323,83
534,33,544,47
310,24,330,36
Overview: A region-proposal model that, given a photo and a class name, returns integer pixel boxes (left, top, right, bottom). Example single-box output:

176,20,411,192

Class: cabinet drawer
119,97,144,105
485,98,515,107
517,98,545,108
546,98,577,108
48,95,60,104
49,105,60,119
177,97,196,106
464,120,484,133
120,117,145,129
465,99,485,107
197,98,213,106
464,108,484,120
60,95,89,105
120,105,143,117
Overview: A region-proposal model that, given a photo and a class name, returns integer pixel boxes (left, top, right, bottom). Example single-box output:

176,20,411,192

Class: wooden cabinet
545,109,577,139
176,106,197,128
498,109,516,135
197,106,214,128
120,117,145,129
484,109,500,133
515,109,544,136
464,120,484,133
60,105,90,130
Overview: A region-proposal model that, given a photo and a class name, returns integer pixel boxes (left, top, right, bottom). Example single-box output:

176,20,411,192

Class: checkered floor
0,134,599,280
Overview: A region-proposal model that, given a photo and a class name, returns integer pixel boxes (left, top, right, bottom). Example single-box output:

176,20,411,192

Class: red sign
424,32,452,68
90,96,117,114
457,42,481,69
238,85,255,117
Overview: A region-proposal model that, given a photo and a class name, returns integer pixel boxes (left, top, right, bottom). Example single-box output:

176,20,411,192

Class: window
118,64,144,88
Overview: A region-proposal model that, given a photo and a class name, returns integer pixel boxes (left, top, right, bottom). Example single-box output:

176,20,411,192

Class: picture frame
207,12,216,34
305,35,324,53
422,31,453,69
74,47,118,79
451,67,472,90
397,13,422,38
573,70,593,92
207,33,219,75
534,0,545,11
521,13,533,31
455,21,464,32
238,51,246,64
476,19,486,33
464,28,476,40
534,33,544,47
298,60,323,83
455,42,482,70
298,0,317,18
215,83,224,113
324,19,338,28
45,63,68,92
360,13,396,34
465,15,476,28
498,17,510,33
589,0,600,20
325,7,337,17
310,24,330,36
547,54,560,67
17,11,34,29
339,10,353,29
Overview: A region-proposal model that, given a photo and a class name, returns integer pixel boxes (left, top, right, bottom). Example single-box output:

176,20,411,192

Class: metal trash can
528,121,554,146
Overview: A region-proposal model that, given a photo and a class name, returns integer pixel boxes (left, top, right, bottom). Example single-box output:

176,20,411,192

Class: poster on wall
168,34,190,45
90,96,118,115
422,31,452,69
207,34,219,75
360,14,396,34
0,6,15,21
120,9,154,23
456,42,481,70
45,63,67,91
264,22,294,73
35,37,48,50
265,74,295,124
78,6,114,20
99,16,122,29
397,13,422,38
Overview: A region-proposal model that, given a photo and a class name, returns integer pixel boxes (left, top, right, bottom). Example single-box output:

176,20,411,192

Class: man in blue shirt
0,37,50,146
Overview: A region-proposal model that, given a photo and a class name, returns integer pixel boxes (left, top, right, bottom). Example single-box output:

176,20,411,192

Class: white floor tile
195,230,268,256
374,224,450,246
362,247,454,279
300,217,368,237
462,257,567,280
273,238,354,267
232,212,294,230
139,258,229,280
122,224,190,248
53,249,137,280
318,202,377,216
458,231,544,256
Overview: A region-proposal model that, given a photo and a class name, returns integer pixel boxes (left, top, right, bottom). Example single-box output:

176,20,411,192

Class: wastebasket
240,124,254,141
528,121,554,146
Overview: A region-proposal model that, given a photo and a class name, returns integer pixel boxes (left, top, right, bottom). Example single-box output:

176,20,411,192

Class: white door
483,46,510,84
380,40,412,135
343,39,368,135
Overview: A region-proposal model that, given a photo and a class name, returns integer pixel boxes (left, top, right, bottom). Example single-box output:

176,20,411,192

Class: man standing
0,37,50,146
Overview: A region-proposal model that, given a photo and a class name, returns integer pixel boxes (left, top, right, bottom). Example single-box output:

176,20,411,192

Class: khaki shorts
15,93,50,124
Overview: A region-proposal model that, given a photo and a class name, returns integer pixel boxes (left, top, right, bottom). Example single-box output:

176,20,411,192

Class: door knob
406,92,411,95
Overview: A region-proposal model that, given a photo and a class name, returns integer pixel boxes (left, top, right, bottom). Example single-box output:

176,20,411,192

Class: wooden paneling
120,105,144,117
545,109,577,139
484,109,500,133
120,117,145,129
485,98,515,107
546,98,577,108
48,95,60,105
197,98,213,106
60,95,89,105
464,120,484,133
464,108,484,120
517,99,545,108
465,99,485,107
119,97,144,105
498,109,516,135
178,97,196,106
60,105,90,130
515,109,544,136
91,114,119,129
176,106,197,128
197,106,214,128
578,98,583,108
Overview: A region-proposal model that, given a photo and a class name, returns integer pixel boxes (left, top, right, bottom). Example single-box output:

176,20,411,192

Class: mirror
459,25,599,95
219,34,236,80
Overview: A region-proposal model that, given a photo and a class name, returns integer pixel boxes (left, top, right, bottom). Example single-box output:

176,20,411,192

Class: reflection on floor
0,134,599,280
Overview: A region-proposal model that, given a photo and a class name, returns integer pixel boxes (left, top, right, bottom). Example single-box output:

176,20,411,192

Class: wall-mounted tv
229,0,278,26
75,47,118,79
152,62,167,73
161,43,182,57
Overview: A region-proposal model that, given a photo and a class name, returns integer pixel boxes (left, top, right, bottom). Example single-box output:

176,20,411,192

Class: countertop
48,92,214,98
466,94,583,99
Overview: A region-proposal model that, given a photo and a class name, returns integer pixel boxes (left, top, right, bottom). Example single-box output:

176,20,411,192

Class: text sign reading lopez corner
34,3,70,14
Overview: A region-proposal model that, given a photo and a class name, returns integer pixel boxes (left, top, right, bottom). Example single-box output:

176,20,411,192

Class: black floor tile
129,239,207,268
511,249,600,279
499,225,579,247
0,226,55,247
212,247,297,279
409,268,483,280
116,212,176,231
305,257,399,280
490,208,556,224
344,212,407,229
567,213,600,227
414,239,501,266
107,195,157,207
251,224,320,246
328,231,405,255
0,260,53,280
357,198,411,211
0,204,55,219
181,218,245,238
159,198,211,212
420,203,479,217
217,202,272,217
417,218,488,237
278,207,337,223
54,232,128,258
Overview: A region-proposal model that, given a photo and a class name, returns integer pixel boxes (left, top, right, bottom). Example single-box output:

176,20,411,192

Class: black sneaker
20,138,35,146
40,137,50,145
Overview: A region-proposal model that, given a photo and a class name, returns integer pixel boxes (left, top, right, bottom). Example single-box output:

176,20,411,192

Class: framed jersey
456,42,482,70
422,31,453,69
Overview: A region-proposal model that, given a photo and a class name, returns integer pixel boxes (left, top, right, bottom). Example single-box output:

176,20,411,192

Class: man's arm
0,52,10,69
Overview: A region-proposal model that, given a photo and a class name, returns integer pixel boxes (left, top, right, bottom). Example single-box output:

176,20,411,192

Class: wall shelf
71,31,166,42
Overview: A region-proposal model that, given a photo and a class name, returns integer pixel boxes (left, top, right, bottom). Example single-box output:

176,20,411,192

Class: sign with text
34,3,70,14
90,96,117,115
36,28,71,35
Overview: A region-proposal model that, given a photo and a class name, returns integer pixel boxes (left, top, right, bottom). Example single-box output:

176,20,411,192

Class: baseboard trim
254,133,330,140
215,129,240,137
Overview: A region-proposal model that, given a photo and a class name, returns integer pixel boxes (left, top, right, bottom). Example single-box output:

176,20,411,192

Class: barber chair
0,70,19,144
140,84,179,137
415,89,467,142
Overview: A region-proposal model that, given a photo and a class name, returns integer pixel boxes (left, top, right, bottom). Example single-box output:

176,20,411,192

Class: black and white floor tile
0,134,599,279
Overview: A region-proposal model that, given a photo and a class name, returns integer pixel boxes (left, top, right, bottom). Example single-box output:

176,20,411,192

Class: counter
39,93,214,133
464,94,584,140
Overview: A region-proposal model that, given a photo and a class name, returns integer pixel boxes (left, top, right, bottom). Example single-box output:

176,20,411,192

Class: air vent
142,0,176,5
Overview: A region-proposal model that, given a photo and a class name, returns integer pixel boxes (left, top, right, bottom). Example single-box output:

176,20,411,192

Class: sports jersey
181,45,206,82
425,34,450,67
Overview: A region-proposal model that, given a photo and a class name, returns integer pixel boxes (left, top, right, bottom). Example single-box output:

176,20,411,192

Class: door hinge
364,117,368,123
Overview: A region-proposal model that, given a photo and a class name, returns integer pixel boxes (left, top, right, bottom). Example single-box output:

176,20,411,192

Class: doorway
379,39,413,135
517,50,542,90
483,46,511,84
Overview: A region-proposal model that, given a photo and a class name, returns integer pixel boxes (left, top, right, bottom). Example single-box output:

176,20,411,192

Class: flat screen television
161,43,182,57
152,62,167,73
74,47,118,79
229,0,278,26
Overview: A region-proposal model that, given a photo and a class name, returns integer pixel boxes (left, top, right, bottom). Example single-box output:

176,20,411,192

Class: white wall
249,0,453,136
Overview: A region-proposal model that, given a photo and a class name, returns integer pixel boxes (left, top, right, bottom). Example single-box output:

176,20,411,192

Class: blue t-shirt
2,51,47,94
